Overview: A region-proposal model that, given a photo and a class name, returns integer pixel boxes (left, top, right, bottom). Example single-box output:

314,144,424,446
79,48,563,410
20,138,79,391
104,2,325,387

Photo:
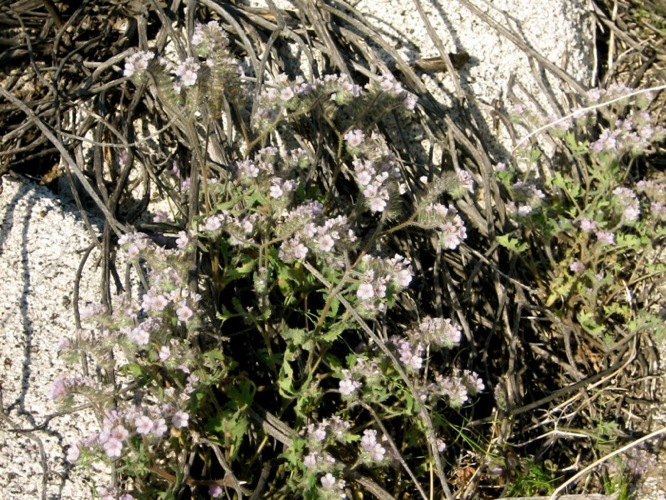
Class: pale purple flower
303,452,319,468
344,129,365,148
403,92,418,110
596,230,615,245
124,51,154,78
128,326,149,346
177,304,193,323
49,376,68,400
369,195,387,213
135,415,154,435
317,234,335,252
205,215,222,232
436,439,447,453
613,187,640,222
360,429,386,462
651,202,666,220
396,338,423,371
111,425,129,442
462,370,485,394
517,204,533,217
159,346,171,362
66,445,80,463
172,410,189,429
176,231,189,249
321,473,337,489
269,182,283,199
339,375,362,396
209,485,223,498
327,416,352,438
152,210,168,223
103,438,123,458
152,418,167,437
141,293,168,312
437,375,469,407
357,283,374,301
414,317,461,349
280,86,295,101
307,423,327,443
579,217,597,231
174,57,200,87
570,261,586,273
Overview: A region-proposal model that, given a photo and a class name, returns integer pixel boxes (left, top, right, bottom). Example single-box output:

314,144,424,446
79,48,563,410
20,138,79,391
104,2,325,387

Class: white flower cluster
506,180,546,218
355,254,413,314
612,186,640,223
338,369,362,396
174,57,200,90
253,71,413,132
65,405,189,462
394,336,425,371
123,50,155,78
278,201,357,264
419,370,485,408
360,429,388,463
337,357,381,397
191,20,229,56
410,316,462,350
351,153,402,213
418,203,467,250
373,73,418,110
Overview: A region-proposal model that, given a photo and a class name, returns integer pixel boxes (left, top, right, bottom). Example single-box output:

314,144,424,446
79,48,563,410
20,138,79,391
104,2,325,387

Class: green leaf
121,362,144,377
281,327,309,348
496,234,528,254
278,350,297,399
318,321,348,343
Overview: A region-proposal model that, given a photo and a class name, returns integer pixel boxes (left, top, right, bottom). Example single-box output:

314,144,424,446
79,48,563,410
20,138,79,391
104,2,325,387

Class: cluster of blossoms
202,209,262,246
590,107,665,156
230,146,309,209
419,370,485,408
300,417,355,498
278,201,358,265
253,73,362,129
344,130,405,213
124,20,242,100
637,179,666,221
359,429,388,463
409,316,462,350
123,51,155,78
63,405,189,463
49,374,101,401
575,217,616,246
191,20,229,56
118,233,199,328
389,316,462,373
354,254,413,315
369,73,418,111
53,233,201,472
612,186,640,223
506,180,546,218
393,336,426,371
338,357,382,397
253,71,416,132
416,203,467,250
